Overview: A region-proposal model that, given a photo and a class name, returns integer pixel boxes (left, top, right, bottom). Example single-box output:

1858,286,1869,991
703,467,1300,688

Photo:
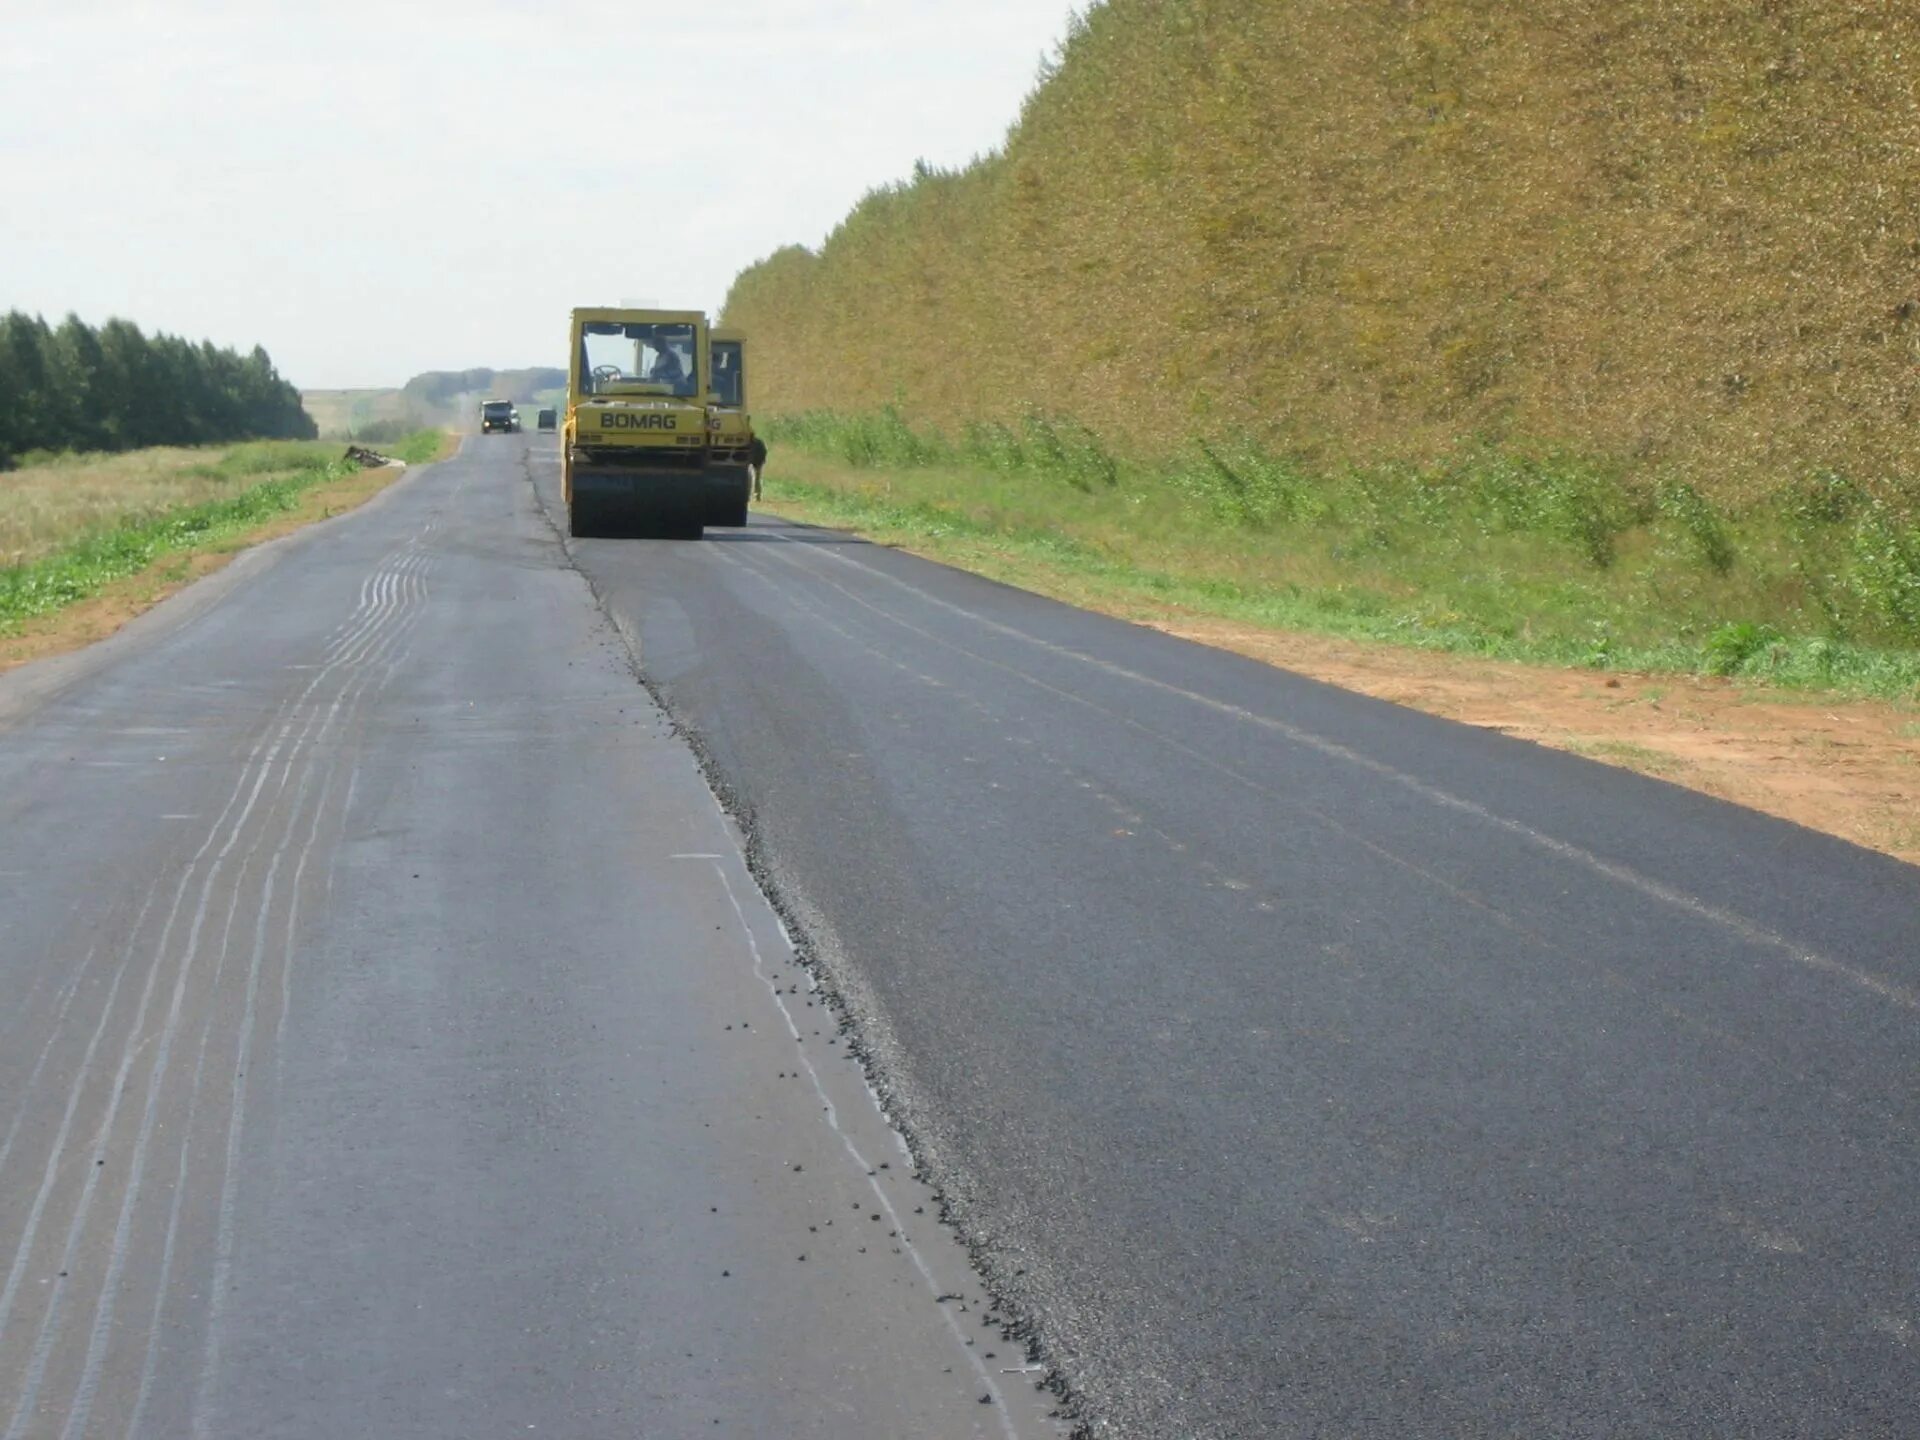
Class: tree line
0,310,316,469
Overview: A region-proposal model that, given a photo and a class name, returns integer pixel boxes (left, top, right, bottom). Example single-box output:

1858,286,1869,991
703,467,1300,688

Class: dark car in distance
480,400,519,434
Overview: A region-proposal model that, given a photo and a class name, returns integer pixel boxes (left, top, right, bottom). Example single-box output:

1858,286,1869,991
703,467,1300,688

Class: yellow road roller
562,308,750,538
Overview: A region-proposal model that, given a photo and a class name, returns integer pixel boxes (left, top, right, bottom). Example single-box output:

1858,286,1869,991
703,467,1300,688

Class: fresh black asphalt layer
0,439,1063,1439
527,436,1920,1439
4,431,1916,1438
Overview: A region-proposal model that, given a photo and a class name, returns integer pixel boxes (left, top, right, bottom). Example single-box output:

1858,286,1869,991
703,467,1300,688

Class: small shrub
772,407,1116,489
1536,462,1637,569
1581,622,1617,668
1789,470,1863,528
1463,452,1546,536
1456,451,1638,568
1704,621,1781,675
1657,480,1737,574
1166,439,1324,530
1018,412,1116,491
960,420,1025,472
1848,500,1920,641
1173,442,1282,528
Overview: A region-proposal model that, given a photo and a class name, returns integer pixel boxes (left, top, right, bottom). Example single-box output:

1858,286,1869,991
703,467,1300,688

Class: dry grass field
0,443,336,567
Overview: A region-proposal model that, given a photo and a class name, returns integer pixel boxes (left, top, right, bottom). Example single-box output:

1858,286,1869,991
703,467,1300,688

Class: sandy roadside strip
1152,618,1920,868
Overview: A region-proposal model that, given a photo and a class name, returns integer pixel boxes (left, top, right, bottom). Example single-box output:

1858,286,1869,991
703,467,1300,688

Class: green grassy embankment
0,432,442,634
725,0,1920,698
760,411,1920,700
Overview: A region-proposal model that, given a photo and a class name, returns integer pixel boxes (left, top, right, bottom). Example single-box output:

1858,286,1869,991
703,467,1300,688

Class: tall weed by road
777,408,1120,492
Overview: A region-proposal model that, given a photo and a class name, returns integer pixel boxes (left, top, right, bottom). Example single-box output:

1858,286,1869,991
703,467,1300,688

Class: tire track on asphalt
4,546,413,1431
188,550,433,1440
106,557,433,1440
0,944,107,1183
0,538,434,1439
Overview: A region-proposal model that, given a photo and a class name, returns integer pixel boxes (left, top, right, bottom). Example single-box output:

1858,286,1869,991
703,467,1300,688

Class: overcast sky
0,1,1084,388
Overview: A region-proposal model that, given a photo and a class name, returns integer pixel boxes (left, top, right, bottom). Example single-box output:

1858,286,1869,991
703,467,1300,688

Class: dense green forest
0,311,315,469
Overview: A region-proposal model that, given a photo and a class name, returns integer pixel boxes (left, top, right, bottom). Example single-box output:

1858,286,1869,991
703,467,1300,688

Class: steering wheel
591,364,623,388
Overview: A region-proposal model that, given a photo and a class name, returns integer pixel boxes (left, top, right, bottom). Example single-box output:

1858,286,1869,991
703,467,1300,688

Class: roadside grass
0,432,442,634
758,413,1920,702
1562,739,1691,777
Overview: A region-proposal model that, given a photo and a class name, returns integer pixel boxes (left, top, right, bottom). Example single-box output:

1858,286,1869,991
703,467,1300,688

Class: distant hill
303,367,566,440
299,388,411,440
722,0,1920,501
402,368,566,409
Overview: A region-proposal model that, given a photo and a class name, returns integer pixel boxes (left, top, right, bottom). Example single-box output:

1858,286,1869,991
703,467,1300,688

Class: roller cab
562,308,748,538
703,331,755,526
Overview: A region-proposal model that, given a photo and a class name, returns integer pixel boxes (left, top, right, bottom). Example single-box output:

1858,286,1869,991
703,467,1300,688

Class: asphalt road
4,432,1917,1438
0,438,1062,1440
526,436,1920,1438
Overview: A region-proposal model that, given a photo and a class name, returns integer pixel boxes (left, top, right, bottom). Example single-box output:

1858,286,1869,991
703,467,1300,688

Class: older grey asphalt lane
529,438,1920,1439
0,438,1066,1440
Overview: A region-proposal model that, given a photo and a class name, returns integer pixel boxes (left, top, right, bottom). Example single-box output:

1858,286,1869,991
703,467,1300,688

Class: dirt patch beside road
1154,619,1920,867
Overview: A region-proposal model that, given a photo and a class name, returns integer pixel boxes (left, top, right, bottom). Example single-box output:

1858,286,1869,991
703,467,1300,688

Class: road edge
518,452,1093,1438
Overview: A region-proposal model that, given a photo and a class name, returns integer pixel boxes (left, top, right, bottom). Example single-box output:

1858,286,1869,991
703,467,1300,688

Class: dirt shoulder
1153,619,1920,866
0,446,444,678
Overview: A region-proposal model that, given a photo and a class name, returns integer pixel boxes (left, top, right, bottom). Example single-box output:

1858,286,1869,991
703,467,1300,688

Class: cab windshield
579,321,699,399
710,341,744,408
